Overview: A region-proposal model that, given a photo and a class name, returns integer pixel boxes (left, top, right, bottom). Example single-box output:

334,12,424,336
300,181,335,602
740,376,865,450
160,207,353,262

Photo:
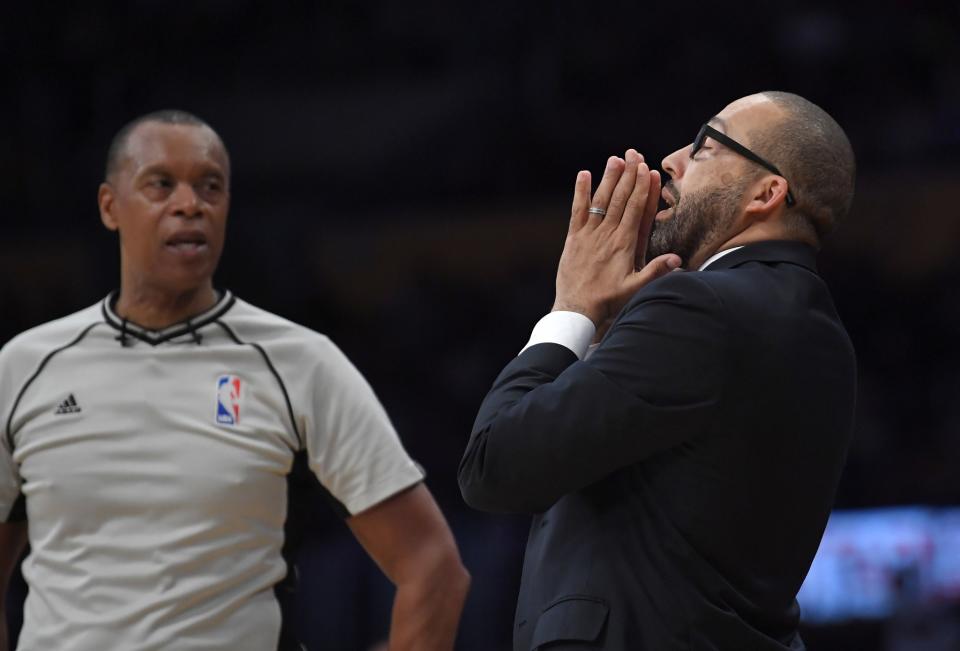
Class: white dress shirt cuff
520,311,596,360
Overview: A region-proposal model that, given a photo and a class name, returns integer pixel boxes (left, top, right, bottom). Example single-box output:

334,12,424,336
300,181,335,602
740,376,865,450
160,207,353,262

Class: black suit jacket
459,241,856,651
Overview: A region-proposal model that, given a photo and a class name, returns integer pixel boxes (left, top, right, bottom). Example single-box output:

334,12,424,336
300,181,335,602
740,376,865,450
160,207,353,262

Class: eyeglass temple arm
700,125,796,206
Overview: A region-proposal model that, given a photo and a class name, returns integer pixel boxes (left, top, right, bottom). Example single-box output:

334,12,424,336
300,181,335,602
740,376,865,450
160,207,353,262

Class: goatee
647,182,744,269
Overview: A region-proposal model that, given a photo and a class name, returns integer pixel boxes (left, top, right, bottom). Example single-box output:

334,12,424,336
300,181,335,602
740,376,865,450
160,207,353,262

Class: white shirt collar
698,246,745,271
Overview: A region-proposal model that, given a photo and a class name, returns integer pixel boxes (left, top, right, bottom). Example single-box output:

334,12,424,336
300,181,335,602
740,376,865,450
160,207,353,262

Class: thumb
625,253,682,293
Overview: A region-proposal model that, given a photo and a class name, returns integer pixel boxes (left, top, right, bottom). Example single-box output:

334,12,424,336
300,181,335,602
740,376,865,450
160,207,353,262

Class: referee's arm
347,484,469,651
0,522,26,651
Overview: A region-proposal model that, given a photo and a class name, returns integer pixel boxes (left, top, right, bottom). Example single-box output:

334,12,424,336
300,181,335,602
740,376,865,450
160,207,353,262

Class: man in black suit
458,91,857,650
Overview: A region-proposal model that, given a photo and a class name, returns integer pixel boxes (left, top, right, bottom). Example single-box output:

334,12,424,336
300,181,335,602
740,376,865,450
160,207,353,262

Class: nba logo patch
216,375,242,425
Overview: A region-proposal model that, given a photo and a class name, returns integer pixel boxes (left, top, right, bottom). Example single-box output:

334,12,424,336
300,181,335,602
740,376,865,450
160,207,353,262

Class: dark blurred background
2,2,959,649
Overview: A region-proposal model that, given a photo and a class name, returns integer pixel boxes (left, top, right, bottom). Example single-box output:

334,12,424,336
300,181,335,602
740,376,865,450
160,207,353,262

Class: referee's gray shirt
0,291,424,650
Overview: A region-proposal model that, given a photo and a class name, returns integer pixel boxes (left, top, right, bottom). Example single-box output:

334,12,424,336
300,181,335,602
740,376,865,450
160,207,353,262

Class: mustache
663,181,680,205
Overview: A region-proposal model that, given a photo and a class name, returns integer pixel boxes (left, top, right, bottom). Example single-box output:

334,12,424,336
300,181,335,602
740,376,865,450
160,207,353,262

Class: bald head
743,92,856,238
105,110,230,182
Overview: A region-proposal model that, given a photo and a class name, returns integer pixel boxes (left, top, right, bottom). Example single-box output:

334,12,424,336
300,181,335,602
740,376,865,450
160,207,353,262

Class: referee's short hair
105,110,229,180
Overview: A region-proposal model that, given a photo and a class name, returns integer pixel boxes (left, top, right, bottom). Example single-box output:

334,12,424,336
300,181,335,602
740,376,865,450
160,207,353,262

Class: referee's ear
99,182,119,232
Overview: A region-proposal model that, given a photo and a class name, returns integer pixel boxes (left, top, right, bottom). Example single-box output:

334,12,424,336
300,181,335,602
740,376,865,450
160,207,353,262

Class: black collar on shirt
101,290,237,347
704,240,818,273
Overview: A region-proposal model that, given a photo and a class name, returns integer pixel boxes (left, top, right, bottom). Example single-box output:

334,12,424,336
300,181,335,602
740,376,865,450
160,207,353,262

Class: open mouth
165,231,209,255
656,187,677,221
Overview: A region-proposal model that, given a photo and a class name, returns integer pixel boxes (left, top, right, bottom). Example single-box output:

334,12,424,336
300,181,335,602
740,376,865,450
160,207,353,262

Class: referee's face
99,122,231,295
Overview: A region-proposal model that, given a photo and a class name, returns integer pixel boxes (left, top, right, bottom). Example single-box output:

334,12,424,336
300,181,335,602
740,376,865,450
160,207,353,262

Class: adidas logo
54,394,82,415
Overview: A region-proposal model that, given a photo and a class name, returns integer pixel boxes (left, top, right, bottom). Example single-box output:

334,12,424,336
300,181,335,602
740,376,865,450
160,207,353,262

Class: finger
569,170,592,233
603,150,641,228
636,170,662,261
588,156,625,222
623,253,683,295
619,161,651,236
643,169,662,223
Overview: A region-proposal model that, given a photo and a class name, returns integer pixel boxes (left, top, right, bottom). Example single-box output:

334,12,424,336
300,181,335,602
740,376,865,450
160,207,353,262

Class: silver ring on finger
588,206,607,217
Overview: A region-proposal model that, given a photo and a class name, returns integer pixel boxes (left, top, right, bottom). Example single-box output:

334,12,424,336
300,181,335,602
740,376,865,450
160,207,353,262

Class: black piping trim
5,322,101,451
101,291,236,346
214,320,304,452
215,321,353,524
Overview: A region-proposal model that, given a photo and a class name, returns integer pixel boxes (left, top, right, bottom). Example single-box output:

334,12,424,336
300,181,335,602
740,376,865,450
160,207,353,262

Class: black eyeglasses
692,124,796,206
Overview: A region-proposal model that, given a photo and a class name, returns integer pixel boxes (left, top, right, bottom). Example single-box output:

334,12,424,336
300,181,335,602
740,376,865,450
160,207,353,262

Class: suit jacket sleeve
458,272,729,514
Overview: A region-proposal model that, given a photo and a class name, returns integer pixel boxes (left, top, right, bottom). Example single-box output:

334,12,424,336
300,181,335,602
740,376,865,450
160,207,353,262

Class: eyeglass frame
691,124,796,207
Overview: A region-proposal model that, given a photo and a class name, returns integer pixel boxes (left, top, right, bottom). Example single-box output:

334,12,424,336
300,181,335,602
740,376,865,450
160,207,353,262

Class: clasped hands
552,149,682,333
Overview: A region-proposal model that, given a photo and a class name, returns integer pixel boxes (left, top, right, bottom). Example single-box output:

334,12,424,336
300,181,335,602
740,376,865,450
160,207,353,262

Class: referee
0,111,469,650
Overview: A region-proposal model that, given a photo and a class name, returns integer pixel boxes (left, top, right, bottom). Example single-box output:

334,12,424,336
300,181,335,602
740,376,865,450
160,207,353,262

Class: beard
646,181,745,269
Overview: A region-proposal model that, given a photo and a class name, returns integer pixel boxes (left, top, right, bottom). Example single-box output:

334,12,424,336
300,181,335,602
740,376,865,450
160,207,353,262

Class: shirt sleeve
0,344,25,521
303,339,424,516
520,311,596,360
